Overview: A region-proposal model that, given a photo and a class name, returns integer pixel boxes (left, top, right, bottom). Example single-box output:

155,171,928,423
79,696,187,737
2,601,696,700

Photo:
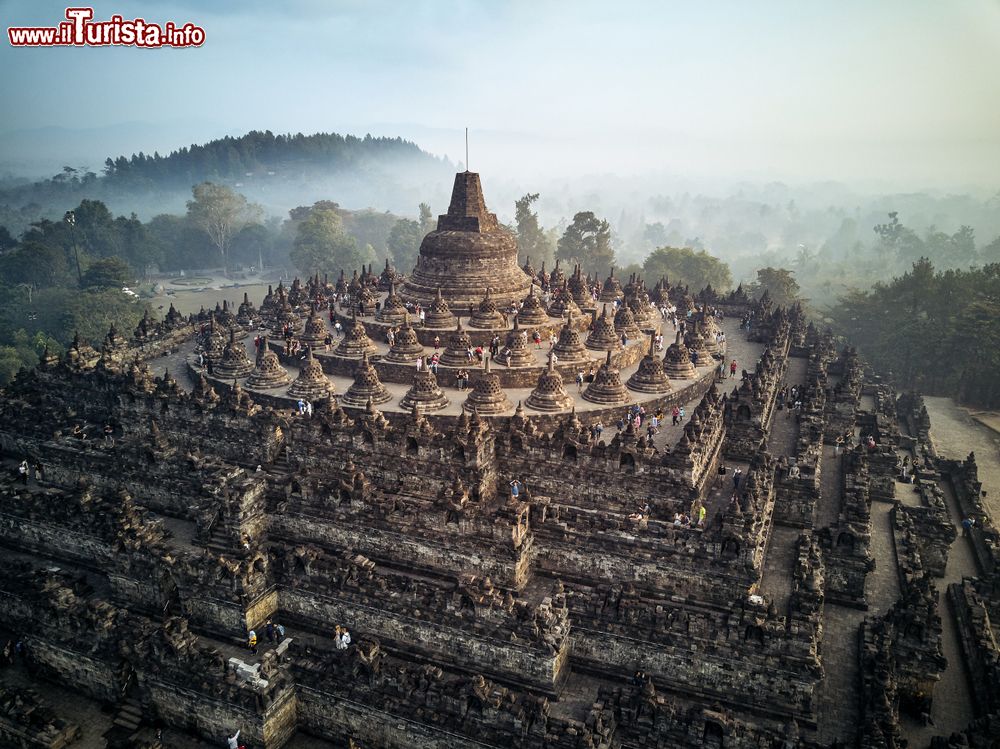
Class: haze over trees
2,128,1000,410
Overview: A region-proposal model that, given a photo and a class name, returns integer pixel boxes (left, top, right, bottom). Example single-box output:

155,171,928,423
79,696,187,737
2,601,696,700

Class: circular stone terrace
169,288,762,441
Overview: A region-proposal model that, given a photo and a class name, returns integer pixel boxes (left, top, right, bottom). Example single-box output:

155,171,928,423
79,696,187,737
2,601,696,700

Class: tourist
575,371,584,390
620,332,628,347
466,346,474,362
334,626,351,650
334,319,343,337
548,332,557,349
227,729,241,749
275,622,286,641
18,460,28,485
962,516,975,537
691,350,699,366
504,349,512,368
595,421,603,441
671,406,680,426
679,406,686,421
247,630,258,655
456,369,468,391
104,423,115,446
509,479,522,499
265,620,275,643
586,366,596,383
433,335,441,350
324,334,332,352
33,461,44,483
533,330,542,348
730,360,737,378
305,401,313,418
415,357,424,372
430,353,440,374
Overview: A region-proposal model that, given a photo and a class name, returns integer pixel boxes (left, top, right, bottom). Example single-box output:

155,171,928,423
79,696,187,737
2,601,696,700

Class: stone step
118,704,143,718
113,716,140,730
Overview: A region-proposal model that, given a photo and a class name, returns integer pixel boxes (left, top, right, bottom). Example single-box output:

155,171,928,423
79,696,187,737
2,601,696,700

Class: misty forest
1,129,999,407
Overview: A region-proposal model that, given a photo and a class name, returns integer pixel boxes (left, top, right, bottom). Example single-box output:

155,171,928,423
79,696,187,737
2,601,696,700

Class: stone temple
400,171,532,309
0,171,998,749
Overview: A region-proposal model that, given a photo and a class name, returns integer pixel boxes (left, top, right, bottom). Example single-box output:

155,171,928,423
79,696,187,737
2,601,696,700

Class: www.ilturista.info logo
8,7,205,48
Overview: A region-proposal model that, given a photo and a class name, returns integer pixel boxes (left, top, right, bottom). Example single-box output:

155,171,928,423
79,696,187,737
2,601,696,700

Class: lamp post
64,210,83,284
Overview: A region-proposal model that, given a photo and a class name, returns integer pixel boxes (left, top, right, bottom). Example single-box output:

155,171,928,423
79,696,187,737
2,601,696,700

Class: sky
2,0,1000,189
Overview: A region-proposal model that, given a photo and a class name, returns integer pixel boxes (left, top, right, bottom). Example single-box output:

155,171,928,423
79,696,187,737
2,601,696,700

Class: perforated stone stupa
627,333,672,394
286,348,335,401
401,172,531,308
399,369,450,412
341,352,392,408
462,357,513,414
376,282,408,325
214,330,254,379
663,331,698,379
526,354,574,412
384,319,424,364
515,286,549,327
551,312,591,365
500,318,534,367
582,351,632,405
439,319,474,368
468,288,505,329
585,305,621,352
299,304,328,348
334,313,377,359
247,345,292,390
422,287,456,329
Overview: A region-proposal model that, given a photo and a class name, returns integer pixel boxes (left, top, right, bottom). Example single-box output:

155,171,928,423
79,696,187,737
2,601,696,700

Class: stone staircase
104,695,160,748
205,523,232,555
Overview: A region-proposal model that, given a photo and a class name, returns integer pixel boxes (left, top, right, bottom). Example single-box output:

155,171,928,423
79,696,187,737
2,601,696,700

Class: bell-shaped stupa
401,172,531,308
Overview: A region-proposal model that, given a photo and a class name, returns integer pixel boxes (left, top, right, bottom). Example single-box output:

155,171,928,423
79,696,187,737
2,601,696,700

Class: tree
114,213,160,274
186,182,261,273
515,193,555,268
874,211,924,265
418,203,434,234
754,267,801,307
80,257,131,289
642,247,732,292
290,208,361,276
981,235,1000,264
387,218,426,272
556,211,613,276
0,241,71,289
0,226,15,253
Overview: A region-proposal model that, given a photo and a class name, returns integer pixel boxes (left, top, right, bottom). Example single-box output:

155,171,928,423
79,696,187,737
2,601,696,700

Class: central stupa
400,171,532,309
